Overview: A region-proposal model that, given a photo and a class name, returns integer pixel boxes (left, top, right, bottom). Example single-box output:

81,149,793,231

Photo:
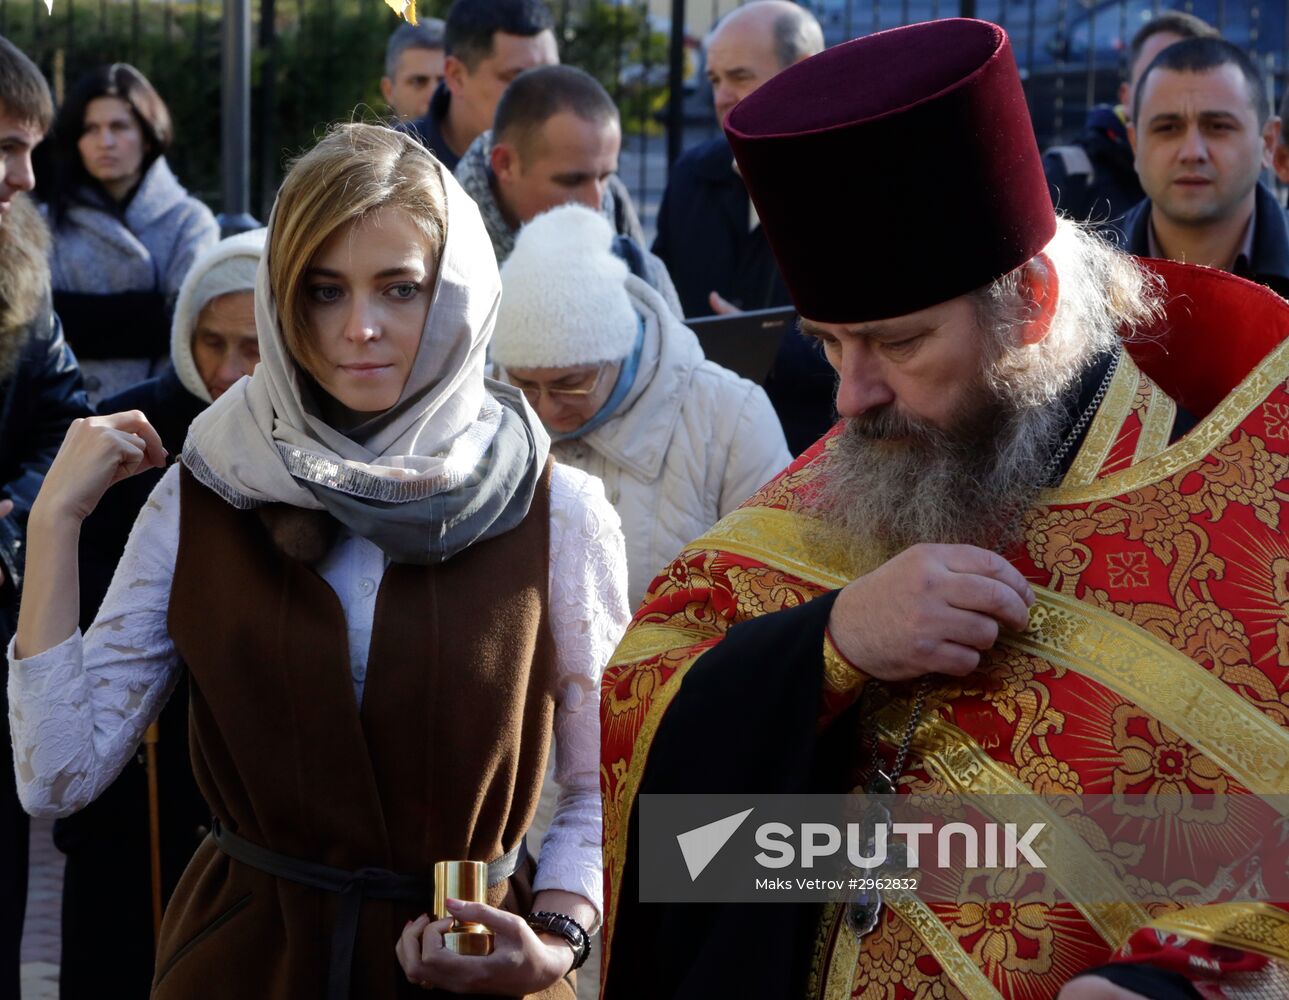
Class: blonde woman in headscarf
8,124,627,1000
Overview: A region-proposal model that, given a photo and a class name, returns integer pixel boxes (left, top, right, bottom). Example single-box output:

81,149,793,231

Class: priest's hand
395,902,574,994
827,543,1035,681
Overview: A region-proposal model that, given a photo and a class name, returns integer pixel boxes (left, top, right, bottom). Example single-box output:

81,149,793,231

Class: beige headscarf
170,228,265,404
182,149,548,562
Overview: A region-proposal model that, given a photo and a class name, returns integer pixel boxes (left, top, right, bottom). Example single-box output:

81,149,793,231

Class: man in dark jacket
381,20,446,122
403,0,557,173
653,1,833,454
408,0,654,265
1116,36,1289,300
654,1,821,319
1043,11,1216,230
454,65,677,312
0,34,92,999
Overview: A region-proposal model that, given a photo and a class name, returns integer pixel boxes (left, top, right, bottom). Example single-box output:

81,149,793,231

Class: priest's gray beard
816,218,1165,563
819,373,1066,562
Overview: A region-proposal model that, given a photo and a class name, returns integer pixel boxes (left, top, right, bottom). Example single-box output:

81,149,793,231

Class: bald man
652,0,831,454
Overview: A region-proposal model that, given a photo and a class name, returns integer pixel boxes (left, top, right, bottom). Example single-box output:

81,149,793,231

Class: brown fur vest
157,463,570,999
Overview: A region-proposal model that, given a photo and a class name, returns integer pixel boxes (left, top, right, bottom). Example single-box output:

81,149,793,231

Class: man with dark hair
381,19,446,120
454,64,679,313
403,0,557,172
0,32,91,998
652,0,831,455
1119,36,1289,298
1044,10,1217,229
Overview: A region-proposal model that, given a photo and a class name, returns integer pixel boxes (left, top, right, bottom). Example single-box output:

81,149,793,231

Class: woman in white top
9,124,627,999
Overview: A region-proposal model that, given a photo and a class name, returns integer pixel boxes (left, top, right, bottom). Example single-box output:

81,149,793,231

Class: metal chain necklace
1044,348,1121,483
844,348,1122,942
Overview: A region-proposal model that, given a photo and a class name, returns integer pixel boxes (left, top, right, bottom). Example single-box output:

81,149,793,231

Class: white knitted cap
171,228,267,403
492,204,638,370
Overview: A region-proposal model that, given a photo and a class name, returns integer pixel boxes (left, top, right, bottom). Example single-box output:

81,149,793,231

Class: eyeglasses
513,365,608,406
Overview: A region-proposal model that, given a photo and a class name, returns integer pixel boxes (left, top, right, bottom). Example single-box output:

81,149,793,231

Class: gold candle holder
433,861,493,956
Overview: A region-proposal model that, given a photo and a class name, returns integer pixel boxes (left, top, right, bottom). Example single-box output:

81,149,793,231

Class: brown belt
209,817,525,1000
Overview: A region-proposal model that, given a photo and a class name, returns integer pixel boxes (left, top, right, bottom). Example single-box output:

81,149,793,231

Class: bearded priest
601,18,1289,1000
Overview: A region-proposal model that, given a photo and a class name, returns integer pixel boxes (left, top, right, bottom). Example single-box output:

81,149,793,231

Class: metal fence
4,0,1288,232
673,1,1289,154
634,0,1289,234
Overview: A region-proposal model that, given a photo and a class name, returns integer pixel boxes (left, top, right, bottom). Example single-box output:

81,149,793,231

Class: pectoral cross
845,770,902,942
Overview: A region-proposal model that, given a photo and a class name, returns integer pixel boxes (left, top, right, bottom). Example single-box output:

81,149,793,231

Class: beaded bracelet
526,910,591,971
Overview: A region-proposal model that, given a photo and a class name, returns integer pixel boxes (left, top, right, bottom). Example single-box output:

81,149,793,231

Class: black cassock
603,592,846,1000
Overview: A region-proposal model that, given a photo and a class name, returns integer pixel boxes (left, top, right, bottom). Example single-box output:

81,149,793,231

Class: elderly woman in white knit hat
56,227,265,999
494,204,791,605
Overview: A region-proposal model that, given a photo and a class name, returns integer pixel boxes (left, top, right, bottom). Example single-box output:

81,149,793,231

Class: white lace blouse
6,461,628,925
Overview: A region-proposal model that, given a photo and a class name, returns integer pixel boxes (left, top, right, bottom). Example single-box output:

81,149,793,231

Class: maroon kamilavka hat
725,18,1056,323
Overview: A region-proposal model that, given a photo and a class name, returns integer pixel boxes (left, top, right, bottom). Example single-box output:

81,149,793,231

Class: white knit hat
171,228,267,403
492,204,638,370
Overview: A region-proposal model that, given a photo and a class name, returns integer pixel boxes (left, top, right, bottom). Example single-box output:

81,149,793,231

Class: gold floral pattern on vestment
1005,588,1289,795
602,333,1289,995
1135,385,1178,464
1042,336,1289,504
822,632,865,696
887,888,1004,1000
1061,352,1144,487
872,704,1151,949
1147,902,1289,963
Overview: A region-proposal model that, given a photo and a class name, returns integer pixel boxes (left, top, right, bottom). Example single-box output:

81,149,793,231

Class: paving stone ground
20,817,61,999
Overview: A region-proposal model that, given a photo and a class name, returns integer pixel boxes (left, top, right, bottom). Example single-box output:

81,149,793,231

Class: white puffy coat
551,275,791,607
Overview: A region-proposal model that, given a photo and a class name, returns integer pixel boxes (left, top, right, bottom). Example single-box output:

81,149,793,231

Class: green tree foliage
558,0,669,133
4,0,665,216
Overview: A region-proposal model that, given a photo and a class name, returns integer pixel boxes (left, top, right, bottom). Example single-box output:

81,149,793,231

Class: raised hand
708,290,742,315
33,411,167,525
16,410,166,659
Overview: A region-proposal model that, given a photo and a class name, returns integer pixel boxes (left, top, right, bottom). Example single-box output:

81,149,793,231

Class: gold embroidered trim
1043,336,1289,504
874,706,1150,948
1147,902,1289,963
886,887,1006,1000
817,893,1005,1000
604,507,854,972
684,507,855,591
1061,352,1143,488
823,631,865,696
1134,383,1177,464
602,648,699,976
1006,588,1289,795
819,906,858,1000
601,328,1289,976
608,623,717,668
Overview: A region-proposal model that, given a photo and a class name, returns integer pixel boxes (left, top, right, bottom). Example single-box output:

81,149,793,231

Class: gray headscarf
182,151,549,564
